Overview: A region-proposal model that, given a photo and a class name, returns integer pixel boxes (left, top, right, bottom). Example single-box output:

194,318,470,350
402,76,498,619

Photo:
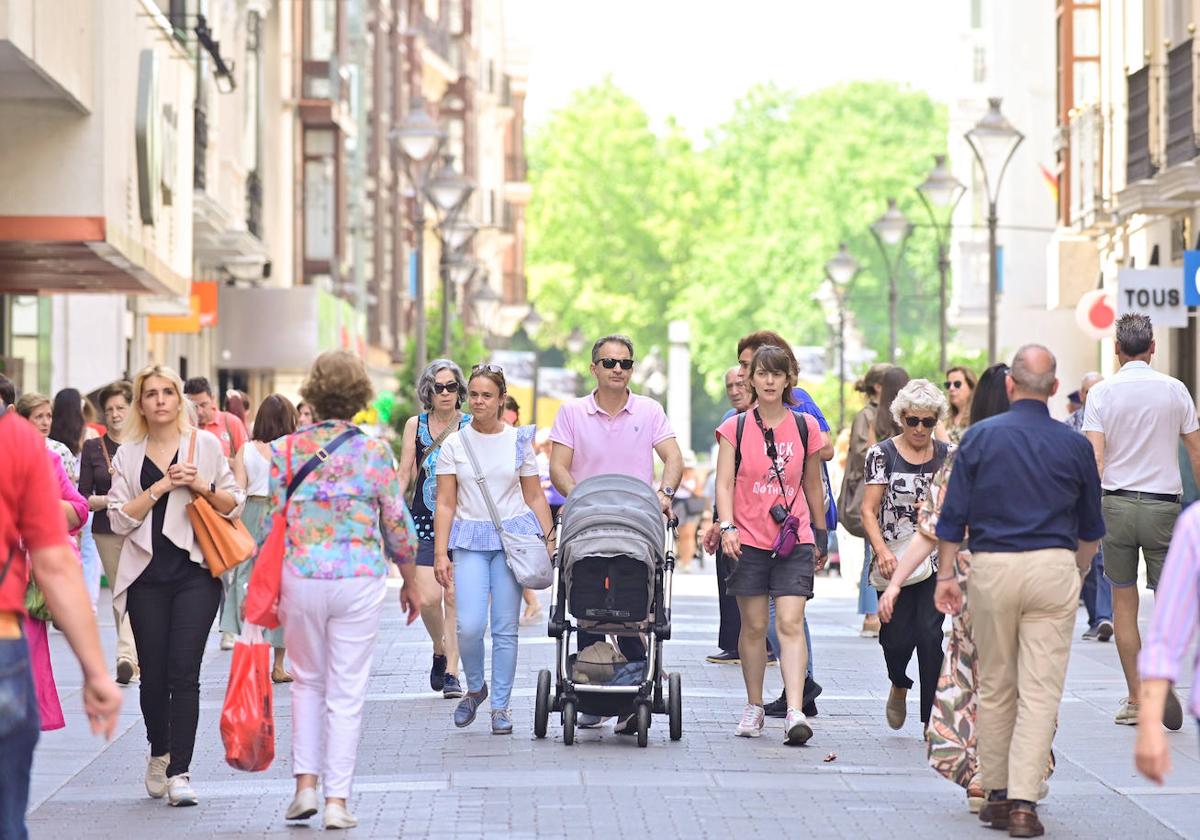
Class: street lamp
469,276,500,336
427,156,475,357
392,98,446,375
964,97,1024,365
869,197,912,364
824,242,861,432
916,154,966,373
523,306,546,426
565,326,586,355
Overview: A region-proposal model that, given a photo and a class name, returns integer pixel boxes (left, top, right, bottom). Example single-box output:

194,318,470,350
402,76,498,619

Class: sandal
272,669,294,684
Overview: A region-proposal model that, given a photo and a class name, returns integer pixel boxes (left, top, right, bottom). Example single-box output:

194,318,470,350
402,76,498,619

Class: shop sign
1116,268,1186,329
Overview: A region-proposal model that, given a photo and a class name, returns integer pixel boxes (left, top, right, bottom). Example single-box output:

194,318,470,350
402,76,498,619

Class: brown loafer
1007,806,1044,838
979,799,1012,829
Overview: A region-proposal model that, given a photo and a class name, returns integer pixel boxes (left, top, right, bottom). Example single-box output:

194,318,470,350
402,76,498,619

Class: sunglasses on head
597,358,634,370
433,382,460,394
472,363,503,374
944,380,965,389
904,416,938,429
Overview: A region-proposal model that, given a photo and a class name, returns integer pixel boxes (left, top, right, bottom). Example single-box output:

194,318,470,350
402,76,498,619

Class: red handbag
244,437,291,630
220,626,275,771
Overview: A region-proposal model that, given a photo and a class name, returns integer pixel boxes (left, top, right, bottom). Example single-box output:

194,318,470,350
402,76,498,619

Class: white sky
505,0,966,139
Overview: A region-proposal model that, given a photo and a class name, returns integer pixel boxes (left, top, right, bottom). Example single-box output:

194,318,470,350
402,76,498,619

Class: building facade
0,0,529,408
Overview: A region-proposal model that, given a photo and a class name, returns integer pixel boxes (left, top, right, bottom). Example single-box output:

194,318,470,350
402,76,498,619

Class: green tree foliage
527,78,950,426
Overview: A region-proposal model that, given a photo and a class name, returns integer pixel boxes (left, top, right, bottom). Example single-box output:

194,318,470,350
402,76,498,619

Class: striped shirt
1138,504,1200,720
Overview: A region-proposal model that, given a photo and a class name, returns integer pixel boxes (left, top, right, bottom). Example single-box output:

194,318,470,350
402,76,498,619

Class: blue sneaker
453,683,488,728
442,673,464,699
491,709,513,735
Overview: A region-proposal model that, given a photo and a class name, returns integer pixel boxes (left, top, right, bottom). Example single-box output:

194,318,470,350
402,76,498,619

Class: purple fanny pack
771,513,801,559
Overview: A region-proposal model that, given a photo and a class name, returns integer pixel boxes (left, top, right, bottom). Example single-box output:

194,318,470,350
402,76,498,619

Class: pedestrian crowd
1,313,1199,838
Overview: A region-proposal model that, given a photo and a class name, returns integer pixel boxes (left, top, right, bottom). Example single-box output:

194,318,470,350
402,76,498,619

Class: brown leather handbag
184,431,256,577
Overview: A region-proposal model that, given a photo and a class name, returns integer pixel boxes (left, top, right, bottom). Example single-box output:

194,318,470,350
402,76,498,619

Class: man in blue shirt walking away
934,345,1105,838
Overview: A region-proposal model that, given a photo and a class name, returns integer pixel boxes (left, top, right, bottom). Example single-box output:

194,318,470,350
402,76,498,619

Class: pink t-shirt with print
716,410,824,551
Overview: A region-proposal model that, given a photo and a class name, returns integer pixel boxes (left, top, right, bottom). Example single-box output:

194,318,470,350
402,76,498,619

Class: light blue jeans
858,543,879,615
453,548,523,711
78,514,101,611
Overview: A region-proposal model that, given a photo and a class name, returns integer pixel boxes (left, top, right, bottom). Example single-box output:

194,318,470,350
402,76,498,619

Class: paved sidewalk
26,559,1200,839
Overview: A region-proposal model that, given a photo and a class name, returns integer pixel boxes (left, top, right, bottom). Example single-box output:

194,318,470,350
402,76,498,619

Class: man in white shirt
1082,313,1200,729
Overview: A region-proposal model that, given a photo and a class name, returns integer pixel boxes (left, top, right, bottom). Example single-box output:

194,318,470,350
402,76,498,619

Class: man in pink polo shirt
550,334,682,730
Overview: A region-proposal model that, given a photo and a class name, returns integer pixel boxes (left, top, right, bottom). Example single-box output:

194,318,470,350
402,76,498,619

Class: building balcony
1166,40,1199,167
193,191,268,277
0,0,93,112
1066,105,1111,233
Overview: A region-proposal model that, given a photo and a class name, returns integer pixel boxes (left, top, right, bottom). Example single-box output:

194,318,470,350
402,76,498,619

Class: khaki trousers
94,532,137,667
969,548,1080,802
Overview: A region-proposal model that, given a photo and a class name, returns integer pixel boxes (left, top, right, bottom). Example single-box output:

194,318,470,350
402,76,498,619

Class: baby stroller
533,474,681,747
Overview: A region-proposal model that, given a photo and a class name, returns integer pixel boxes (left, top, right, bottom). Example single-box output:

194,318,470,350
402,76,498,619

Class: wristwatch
719,520,737,532
209,481,217,495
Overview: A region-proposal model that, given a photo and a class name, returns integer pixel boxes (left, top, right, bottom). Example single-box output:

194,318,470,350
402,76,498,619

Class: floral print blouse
917,447,958,542
268,419,417,579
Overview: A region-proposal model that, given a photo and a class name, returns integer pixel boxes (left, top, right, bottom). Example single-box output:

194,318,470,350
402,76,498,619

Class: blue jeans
858,543,878,615
767,599,814,679
1081,548,1112,626
0,637,41,840
79,515,101,610
453,548,523,711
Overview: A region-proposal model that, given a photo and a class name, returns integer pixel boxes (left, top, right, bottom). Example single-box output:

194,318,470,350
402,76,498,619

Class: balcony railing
1127,66,1155,182
1166,39,1198,166
1069,104,1104,223
194,105,208,190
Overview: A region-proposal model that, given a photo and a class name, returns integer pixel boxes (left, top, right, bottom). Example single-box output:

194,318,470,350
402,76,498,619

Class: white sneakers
145,754,170,798
285,789,357,830
784,708,813,745
167,774,197,807
734,703,766,737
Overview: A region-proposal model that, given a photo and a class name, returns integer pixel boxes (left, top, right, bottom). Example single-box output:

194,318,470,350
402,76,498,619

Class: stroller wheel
668,672,682,741
561,699,576,746
636,703,651,748
534,670,551,739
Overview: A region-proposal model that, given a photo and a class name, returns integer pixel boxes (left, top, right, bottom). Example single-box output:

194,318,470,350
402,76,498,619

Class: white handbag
458,431,553,590
869,534,935,590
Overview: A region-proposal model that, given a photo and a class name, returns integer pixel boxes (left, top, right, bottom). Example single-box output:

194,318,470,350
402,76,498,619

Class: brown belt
0,610,21,640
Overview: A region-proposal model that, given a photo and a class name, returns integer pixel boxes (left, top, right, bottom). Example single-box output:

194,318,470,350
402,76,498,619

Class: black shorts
416,541,451,568
727,544,815,599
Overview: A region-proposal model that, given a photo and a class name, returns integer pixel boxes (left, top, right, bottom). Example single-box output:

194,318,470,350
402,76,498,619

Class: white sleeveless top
244,442,270,496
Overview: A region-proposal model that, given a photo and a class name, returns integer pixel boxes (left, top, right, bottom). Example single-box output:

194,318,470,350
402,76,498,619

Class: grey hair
416,358,467,410
1011,344,1057,396
590,334,635,363
1080,371,1103,389
890,379,948,424
1115,313,1153,356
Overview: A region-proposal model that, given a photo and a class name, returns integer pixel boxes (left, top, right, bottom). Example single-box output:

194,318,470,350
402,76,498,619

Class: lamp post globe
565,326,586,355
427,155,475,215
917,154,967,209
872,197,911,247
824,242,860,287
393,99,445,164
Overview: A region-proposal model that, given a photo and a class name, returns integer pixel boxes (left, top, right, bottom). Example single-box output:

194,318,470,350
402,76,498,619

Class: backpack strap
792,411,810,485
733,411,747,483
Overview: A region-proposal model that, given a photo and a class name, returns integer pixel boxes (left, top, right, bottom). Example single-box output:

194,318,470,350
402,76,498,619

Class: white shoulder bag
458,431,554,590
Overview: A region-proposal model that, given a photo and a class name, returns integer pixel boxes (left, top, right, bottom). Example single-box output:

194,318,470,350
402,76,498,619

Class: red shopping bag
244,436,291,629
220,628,275,772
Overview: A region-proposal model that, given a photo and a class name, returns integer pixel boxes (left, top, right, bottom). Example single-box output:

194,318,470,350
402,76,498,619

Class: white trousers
279,570,386,799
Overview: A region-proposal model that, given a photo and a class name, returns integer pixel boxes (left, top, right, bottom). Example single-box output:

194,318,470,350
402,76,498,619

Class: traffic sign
1116,268,1187,328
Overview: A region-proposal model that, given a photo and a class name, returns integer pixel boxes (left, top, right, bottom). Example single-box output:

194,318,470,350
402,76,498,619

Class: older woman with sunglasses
398,359,471,700
862,379,950,733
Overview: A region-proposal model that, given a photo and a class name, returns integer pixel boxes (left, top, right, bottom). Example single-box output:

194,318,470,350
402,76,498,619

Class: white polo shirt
1081,361,1199,494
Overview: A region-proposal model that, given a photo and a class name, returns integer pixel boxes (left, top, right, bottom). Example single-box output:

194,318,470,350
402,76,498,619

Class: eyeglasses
471,364,503,374
433,382,460,395
597,358,634,370
903,416,938,429
943,380,966,390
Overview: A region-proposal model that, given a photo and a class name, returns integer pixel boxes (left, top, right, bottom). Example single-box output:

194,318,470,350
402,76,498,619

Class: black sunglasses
943,380,966,390
472,363,503,374
904,416,938,429
597,358,634,370
433,382,460,394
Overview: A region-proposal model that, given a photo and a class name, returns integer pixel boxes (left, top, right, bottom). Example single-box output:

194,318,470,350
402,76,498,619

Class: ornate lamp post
916,154,967,373
964,97,1024,365
869,198,913,364
426,155,475,356
824,242,861,432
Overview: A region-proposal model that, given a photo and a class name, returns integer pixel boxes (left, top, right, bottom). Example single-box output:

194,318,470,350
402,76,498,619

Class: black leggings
127,563,222,777
877,573,945,723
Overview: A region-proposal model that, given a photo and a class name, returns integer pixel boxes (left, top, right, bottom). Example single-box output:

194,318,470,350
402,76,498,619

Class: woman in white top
228,394,298,683
433,364,554,734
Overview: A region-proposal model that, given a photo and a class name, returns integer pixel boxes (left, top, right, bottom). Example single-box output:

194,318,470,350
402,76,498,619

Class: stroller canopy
558,474,666,569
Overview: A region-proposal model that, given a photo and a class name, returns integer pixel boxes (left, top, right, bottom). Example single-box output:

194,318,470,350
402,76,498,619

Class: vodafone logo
1075,289,1117,339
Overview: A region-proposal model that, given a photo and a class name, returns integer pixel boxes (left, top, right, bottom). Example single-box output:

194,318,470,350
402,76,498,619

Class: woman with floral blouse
879,363,1011,812
274,351,421,830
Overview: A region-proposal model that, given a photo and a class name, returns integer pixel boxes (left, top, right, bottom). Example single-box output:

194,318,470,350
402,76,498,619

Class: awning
0,215,189,296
